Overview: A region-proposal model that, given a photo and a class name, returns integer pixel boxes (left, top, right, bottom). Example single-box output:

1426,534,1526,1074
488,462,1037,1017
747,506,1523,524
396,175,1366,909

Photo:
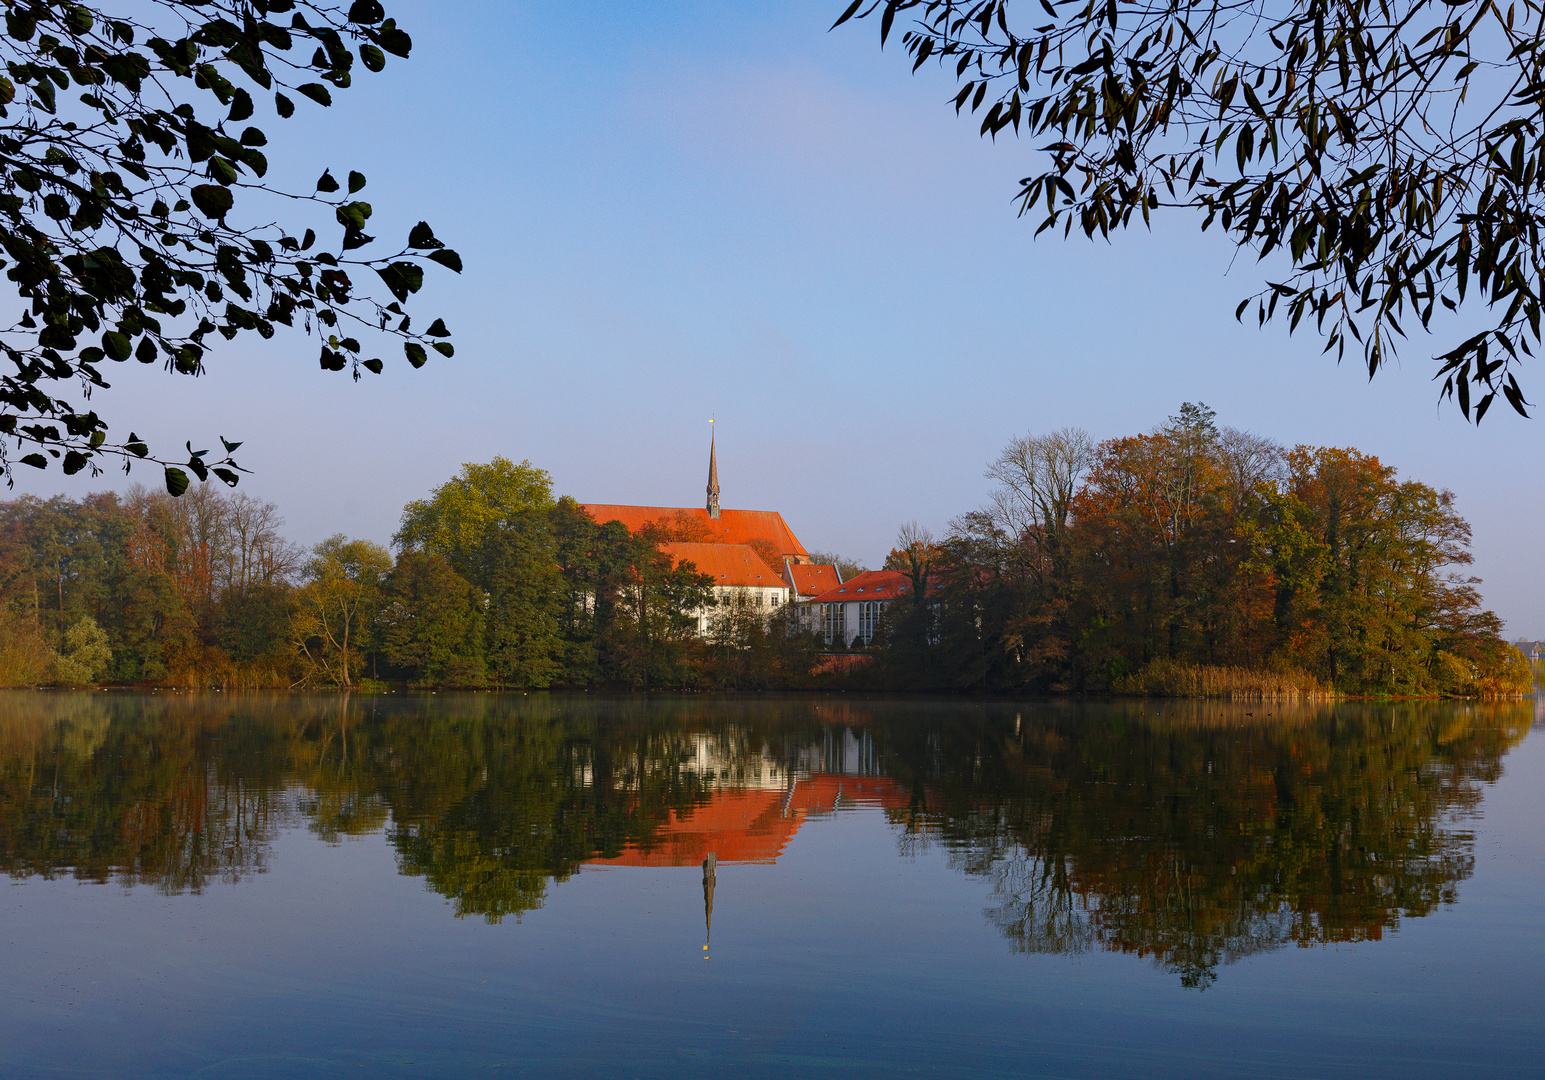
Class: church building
580,435,841,633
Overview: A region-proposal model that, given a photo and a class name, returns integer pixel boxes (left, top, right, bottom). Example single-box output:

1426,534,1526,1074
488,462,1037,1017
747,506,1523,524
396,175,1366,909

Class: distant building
1513,640,1544,661
581,434,838,635
805,569,914,647
785,560,842,603
658,541,790,633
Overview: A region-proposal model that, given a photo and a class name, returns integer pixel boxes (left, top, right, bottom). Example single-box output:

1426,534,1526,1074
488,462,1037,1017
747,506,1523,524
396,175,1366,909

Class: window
859,601,878,645
823,602,846,644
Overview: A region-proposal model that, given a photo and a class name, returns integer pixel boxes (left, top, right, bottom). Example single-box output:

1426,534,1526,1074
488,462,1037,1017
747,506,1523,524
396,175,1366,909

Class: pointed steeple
706,427,721,519
702,852,716,956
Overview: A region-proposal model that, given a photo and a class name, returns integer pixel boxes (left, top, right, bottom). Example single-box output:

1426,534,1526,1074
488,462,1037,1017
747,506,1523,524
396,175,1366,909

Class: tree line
0,457,814,689
870,404,1534,697
0,408,1531,696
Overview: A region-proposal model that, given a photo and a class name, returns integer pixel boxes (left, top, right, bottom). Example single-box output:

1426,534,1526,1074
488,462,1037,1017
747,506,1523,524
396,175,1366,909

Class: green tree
837,0,1545,419
0,1,460,490
379,550,484,686
395,458,566,687
602,529,714,689
479,519,562,688
395,458,557,581
53,614,110,683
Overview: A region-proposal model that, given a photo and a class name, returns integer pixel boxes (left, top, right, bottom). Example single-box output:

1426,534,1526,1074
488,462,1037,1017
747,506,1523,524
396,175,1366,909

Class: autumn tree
290,533,388,687
881,405,1526,695
807,548,867,580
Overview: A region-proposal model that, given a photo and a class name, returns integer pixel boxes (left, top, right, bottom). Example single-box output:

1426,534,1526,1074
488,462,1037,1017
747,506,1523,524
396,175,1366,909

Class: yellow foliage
0,611,55,687
1113,658,1332,700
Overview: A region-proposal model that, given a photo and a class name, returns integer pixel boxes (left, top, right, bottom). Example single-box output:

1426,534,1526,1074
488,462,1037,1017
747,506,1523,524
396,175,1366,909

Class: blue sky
12,1,1544,635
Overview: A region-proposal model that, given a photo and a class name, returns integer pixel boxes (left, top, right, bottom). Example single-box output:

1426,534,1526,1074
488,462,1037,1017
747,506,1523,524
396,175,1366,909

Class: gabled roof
581,504,809,556
786,562,841,598
808,569,913,604
660,542,788,588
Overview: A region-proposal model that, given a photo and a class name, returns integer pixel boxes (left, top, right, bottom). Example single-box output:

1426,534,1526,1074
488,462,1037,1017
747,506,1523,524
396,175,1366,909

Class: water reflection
0,692,1531,985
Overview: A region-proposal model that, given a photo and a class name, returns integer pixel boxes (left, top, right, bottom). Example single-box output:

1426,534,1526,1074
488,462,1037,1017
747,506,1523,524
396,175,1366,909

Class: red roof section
786,562,841,598
586,775,914,867
580,505,809,556
808,569,913,604
660,543,787,588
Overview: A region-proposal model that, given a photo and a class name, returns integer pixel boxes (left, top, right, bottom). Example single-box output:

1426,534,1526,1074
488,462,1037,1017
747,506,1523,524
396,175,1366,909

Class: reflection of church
585,730,912,868
581,435,843,633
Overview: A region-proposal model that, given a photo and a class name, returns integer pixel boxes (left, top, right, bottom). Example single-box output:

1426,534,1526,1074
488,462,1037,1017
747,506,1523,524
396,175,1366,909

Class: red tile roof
586,775,915,867
807,569,913,604
660,543,787,588
580,504,808,556
786,562,841,598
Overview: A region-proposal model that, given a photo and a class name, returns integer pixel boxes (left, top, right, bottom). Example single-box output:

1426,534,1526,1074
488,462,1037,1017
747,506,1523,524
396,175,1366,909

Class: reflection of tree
876,700,1531,988
376,700,803,922
0,693,290,893
0,693,837,921
0,694,1530,962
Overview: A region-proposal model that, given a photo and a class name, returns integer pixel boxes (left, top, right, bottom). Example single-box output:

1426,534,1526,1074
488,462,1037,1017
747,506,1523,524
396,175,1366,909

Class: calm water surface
1,692,1541,1078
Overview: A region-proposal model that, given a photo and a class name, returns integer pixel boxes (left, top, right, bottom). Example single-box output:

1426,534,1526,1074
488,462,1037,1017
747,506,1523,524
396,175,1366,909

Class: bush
53,617,112,685
0,613,56,687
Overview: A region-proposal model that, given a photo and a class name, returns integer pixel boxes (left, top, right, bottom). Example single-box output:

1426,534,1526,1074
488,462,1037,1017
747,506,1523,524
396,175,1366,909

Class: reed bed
1114,659,1333,701
0,619,55,687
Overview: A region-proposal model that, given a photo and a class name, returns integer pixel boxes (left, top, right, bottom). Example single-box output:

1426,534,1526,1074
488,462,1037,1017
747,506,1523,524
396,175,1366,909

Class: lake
1,692,1541,1078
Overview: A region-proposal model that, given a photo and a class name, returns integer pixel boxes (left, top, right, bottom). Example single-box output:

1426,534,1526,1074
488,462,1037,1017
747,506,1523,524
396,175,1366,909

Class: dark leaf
164,467,189,496
427,249,462,273
101,330,131,361
407,221,442,249
296,83,332,107
375,262,423,301
376,21,411,57
190,184,233,220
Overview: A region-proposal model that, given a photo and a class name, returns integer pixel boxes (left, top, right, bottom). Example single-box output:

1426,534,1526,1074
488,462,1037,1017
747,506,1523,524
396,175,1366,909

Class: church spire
702,852,716,957
706,423,720,519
